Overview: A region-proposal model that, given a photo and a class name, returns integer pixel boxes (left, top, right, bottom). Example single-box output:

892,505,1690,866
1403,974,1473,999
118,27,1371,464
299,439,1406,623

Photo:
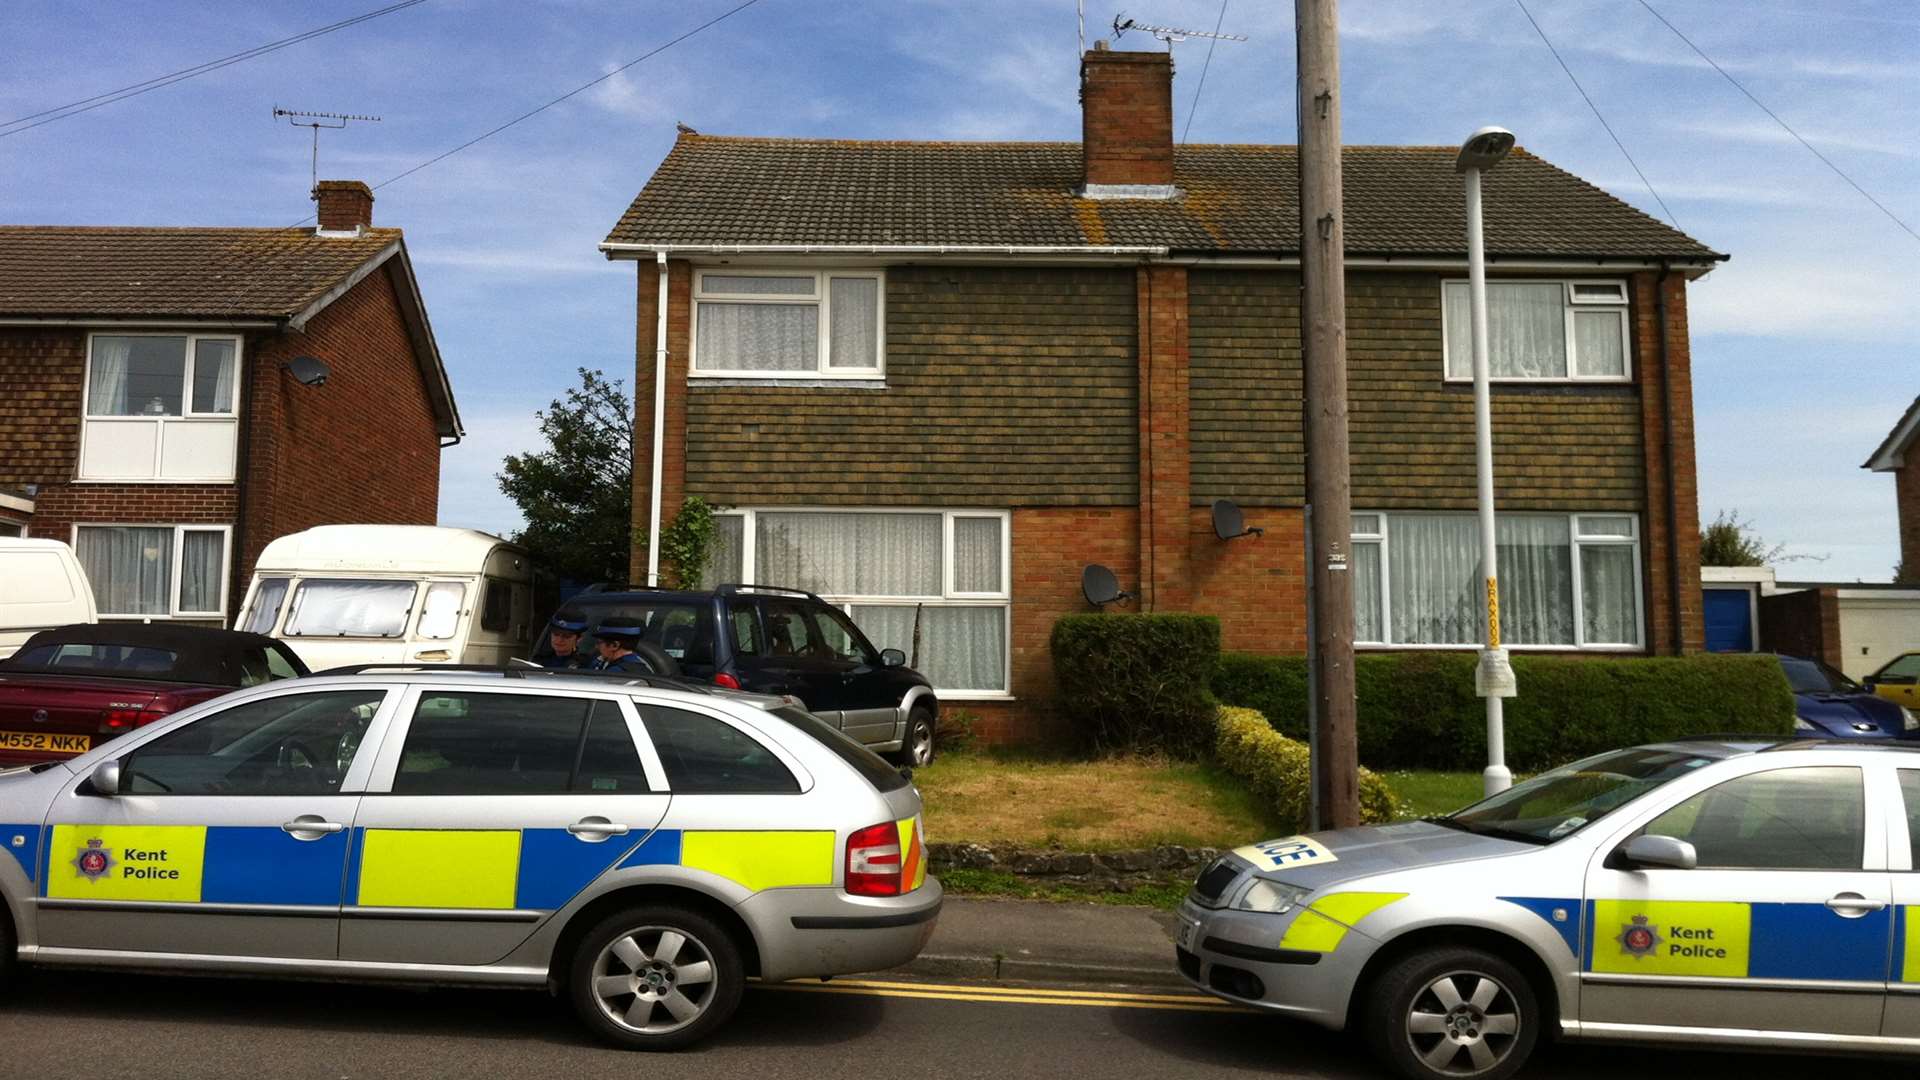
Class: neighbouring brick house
601,45,1725,741
0,181,461,624
1869,395,1920,583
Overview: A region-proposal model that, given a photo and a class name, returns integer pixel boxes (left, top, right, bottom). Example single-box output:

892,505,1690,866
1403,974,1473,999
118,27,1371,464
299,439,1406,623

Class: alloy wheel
1403,969,1521,1076
590,925,719,1035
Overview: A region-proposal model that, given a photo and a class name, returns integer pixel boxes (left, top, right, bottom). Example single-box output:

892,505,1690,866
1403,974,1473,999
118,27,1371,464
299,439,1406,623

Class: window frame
689,268,886,379
1439,277,1632,384
71,522,232,619
115,686,392,797
79,331,243,483
709,506,1013,699
1349,510,1644,652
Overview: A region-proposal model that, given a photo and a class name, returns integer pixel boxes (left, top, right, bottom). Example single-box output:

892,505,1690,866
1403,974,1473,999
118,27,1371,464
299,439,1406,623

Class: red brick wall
1080,49,1174,187
630,258,693,586
1898,458,1919,581
1191,506,1307,653
1634,271,1704,655
1137,265,1191,610
0,329,84,486
241,262,441,599
1760,587,1841,668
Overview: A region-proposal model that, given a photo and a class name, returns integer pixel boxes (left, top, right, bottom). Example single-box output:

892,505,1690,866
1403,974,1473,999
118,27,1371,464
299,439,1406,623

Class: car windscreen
282,580,417,638
767,705,911,793
1444,747,1717,843
1780,657,1858,695
5,643,182,679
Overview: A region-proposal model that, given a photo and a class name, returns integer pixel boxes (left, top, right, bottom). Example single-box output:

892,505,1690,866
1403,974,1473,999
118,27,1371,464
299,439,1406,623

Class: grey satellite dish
1212,499,1264,540
1081,564,1132,607
284,355,332,387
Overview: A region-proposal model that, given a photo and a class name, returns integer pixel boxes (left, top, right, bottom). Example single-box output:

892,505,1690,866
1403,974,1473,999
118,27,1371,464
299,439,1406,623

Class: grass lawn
1383,770,1493,820
914,750,1279,851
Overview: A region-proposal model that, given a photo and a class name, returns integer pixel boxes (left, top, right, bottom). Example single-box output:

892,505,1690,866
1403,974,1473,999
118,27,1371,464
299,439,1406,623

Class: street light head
1455,126,1516,172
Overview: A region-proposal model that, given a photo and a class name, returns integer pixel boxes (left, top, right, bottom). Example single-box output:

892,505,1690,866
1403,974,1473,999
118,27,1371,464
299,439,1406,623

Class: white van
234,525,535,671
0,538,98,659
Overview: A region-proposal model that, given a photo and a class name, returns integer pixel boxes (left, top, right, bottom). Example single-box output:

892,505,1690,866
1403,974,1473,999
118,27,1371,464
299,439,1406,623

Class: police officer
543,614,592,669
592,622,655,674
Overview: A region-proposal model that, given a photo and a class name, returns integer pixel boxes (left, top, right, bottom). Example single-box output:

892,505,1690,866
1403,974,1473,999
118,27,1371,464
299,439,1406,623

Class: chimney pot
1079,48,1175,192
313,180,374,233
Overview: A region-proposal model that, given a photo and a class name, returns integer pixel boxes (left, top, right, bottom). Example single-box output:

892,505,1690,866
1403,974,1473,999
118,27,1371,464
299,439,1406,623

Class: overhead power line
1180,0,1231,144
0,0,429,139
1634,0,1919,245
1513,0,1681,229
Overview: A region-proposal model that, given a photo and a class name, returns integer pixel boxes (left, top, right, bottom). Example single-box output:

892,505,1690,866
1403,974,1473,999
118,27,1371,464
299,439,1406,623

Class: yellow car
1866,652,1920,709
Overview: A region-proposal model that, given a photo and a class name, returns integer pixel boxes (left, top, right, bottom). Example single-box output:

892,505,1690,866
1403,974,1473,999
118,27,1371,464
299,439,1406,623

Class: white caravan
0,538,98,659
235,525,535,671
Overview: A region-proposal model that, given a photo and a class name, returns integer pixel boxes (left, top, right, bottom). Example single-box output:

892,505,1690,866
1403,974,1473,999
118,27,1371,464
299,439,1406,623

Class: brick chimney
313,180,374,233
1079,42,1176,194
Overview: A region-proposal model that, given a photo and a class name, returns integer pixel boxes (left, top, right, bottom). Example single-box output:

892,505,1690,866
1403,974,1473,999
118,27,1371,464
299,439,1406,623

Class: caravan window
239,578,290,634
480,578,512,633
417,583,466,640
283,580,417,638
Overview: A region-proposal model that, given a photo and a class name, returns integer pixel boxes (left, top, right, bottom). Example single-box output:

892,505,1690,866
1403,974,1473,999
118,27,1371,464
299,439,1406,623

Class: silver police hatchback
1178,738,1920,1079
0,670,940,1049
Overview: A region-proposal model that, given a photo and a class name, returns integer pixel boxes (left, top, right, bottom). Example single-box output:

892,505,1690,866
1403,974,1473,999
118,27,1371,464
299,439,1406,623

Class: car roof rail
714,583,828,605
308,662,713,693
1670,732,1796,743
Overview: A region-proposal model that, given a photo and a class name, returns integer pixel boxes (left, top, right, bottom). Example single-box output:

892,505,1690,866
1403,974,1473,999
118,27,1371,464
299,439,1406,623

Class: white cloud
437,406,544,537
587,65,673,123
1688,257,1920,341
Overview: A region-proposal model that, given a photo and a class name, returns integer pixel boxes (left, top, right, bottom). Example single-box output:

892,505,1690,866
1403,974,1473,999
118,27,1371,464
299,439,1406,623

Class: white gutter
646,251,669,588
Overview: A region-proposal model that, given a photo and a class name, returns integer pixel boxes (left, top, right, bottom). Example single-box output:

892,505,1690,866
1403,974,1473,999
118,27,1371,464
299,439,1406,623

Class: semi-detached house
0,182,461,624
602,45,1726,741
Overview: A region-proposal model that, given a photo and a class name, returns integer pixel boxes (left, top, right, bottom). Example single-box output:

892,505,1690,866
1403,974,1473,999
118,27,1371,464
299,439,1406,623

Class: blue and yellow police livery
1177,739,1920,1080
0,671,939,1050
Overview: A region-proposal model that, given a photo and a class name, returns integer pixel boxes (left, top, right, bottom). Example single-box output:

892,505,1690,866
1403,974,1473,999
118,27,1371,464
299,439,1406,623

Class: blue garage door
1703,587,1754,652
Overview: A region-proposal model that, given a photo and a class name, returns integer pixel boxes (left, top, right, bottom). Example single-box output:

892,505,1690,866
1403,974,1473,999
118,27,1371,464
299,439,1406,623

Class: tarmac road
0,967,1893,1080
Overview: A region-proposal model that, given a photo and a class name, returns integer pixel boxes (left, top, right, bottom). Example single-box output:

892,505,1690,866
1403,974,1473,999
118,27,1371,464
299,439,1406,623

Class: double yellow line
760,977,1251,1014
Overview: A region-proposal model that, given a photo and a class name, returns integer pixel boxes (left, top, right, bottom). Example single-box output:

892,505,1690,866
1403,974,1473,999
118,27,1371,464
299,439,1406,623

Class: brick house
600,46,1725,741
1868,395,1920,582
0,181,461,624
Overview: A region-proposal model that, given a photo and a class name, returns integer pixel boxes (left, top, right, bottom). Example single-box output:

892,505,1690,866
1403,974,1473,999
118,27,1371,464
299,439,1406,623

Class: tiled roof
0,226,402,319
605,136,1724,261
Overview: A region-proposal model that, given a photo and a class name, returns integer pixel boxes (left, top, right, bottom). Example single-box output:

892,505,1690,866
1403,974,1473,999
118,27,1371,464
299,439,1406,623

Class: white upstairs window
80,333,241,481
691,270,884,377
1442,279,1630,382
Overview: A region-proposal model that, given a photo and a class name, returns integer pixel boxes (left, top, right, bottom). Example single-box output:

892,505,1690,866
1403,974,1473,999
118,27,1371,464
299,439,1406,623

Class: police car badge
1616,914,1662,958
72,837,114,882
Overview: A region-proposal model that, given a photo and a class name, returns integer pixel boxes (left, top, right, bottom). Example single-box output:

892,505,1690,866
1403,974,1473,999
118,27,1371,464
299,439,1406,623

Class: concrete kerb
895,896,1189,990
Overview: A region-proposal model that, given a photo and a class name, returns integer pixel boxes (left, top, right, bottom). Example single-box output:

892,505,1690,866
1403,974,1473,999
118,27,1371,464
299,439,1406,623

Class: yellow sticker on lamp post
1486,577,1501,648
46,824,206,902
1591,899,1749,978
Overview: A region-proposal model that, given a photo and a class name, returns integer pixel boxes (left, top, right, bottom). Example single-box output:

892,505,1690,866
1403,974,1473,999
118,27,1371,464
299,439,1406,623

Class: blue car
1780,654,1919,739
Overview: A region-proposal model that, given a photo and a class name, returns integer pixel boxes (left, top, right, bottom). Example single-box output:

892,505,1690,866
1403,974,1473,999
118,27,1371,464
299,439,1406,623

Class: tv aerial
1112,12,1249,51
273,107,381,192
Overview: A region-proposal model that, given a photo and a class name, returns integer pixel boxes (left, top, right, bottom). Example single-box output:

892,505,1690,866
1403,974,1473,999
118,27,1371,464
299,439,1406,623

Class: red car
0,623,309,766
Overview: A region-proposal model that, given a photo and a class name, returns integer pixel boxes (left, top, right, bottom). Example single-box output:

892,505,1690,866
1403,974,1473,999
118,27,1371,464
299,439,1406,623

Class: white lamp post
1456,126,1517,797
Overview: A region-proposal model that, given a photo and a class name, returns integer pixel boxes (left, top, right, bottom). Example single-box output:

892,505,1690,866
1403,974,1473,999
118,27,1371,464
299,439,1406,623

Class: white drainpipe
647,250,669,587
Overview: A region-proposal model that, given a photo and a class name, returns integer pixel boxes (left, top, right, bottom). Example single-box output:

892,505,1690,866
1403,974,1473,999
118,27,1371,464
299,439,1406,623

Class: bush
1050,614,1221,758
1214,706,1399,830
1213,652,1795,772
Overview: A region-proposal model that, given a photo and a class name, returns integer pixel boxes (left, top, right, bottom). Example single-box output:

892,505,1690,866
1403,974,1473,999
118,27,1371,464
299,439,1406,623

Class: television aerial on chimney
273,107,381,192
1111,12,1249,51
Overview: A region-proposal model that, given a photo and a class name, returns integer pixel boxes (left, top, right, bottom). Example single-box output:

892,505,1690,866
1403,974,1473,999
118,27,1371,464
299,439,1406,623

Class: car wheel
568,905,744,1050
1364,947,1539,1080
891,704,936,767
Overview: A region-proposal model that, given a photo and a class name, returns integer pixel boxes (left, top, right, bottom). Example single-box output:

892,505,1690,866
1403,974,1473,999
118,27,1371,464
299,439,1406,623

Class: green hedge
1213,651,1795,772
1215,707,1399,830
1050,614,1221,758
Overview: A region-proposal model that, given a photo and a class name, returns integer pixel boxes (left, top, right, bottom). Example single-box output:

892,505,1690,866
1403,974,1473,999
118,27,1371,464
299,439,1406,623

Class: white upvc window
690,269,884,378
73,523,232,618
1441,278,1631,382
1350,511,1643,650
80,332,242,482
703,507,1011,697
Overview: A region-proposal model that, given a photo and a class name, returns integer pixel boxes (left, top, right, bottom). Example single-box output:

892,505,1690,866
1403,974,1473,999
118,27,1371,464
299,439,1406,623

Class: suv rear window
769,705,911,793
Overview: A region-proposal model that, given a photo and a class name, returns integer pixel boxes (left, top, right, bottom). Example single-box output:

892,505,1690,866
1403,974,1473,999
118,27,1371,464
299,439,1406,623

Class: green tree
1898,557,1917,585
1699,509,1783,567
497,368,634,585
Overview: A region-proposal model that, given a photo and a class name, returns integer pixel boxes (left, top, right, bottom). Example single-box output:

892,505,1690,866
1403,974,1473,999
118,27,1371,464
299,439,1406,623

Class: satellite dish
1081,564,1132,607
283,354,332,387
1212,498,1264,540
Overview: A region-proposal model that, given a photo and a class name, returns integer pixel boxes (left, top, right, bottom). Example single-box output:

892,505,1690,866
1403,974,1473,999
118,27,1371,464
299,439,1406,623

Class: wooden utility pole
1297,0,1359,828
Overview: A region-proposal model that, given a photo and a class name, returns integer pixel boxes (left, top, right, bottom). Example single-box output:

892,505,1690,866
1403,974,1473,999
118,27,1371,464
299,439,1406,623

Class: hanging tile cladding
1188,269,1647,511
683,266,1139,506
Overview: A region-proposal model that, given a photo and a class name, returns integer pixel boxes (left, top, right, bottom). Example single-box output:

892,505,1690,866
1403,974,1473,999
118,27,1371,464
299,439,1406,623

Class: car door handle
1824,892,1887,917
280,816,345,838
567,817,630,841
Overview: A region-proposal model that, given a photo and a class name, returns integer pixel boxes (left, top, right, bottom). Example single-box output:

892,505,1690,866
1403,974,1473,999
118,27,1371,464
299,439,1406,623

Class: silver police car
0,670,940,1049
1178,738,1920,1079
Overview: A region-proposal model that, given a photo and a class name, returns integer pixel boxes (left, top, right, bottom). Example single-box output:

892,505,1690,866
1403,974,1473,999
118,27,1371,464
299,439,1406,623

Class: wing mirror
1621,834,1696,870
89,760,123,798
880,648,907,668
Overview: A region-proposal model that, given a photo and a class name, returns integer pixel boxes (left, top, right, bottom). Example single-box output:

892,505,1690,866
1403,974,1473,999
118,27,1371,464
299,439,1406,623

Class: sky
3,0,1914,581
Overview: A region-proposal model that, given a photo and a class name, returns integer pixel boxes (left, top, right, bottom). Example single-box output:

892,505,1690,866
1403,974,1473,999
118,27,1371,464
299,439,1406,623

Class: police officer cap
597,623,643,639
549,614,589,633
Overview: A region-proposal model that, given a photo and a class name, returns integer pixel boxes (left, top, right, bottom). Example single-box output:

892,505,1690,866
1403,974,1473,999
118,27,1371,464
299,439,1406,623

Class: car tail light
846,822,903,897
99,705,168,734
713,672,741,690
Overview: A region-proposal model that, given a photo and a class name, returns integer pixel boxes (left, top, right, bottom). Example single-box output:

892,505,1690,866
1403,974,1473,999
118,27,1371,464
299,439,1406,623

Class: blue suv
535,585,940,765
